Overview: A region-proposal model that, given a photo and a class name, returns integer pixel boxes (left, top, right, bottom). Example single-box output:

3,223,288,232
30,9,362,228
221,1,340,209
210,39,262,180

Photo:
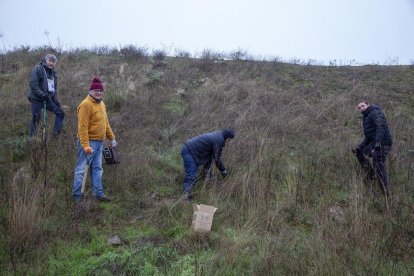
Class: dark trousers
182,145,198,193
356,143,392,194
29,99,64,136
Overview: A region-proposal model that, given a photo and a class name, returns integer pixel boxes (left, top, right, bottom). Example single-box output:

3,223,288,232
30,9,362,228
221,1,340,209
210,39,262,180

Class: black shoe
52,133,60,140
96,196,111,202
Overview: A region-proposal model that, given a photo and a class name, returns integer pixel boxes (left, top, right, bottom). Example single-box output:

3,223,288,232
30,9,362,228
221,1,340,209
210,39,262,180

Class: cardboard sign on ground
192,204,218,232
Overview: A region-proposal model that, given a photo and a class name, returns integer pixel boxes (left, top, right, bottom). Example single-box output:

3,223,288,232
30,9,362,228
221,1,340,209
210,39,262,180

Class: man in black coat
181,128,235,200
354,100,393,196
28,54,65,137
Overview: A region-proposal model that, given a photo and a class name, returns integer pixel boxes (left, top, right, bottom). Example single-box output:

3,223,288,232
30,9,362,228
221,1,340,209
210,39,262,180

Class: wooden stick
81,165,89,194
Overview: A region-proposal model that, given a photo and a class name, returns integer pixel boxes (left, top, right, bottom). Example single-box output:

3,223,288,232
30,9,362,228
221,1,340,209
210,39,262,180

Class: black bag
103,146,120,164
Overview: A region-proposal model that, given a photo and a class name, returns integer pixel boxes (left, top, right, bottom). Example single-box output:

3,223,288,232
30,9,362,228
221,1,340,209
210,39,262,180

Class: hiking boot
96,195,111,202
181,191,192,202
52,132,60,140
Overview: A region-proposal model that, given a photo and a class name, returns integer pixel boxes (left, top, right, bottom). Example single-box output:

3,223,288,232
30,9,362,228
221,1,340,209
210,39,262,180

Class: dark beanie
222,128,235,140
89,77,104,91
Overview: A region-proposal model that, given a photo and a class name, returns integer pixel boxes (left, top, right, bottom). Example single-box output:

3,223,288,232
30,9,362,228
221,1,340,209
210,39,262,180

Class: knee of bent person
355,150,364,159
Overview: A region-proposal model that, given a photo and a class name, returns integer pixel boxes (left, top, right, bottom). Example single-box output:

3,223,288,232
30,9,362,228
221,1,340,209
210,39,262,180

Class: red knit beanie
89,77,104,91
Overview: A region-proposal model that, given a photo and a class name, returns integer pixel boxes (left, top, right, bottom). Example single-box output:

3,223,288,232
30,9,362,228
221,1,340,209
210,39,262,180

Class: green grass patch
122,225,159,242
163,99,187,116
5,135,33,162
48,234,110,275
163,222,189,240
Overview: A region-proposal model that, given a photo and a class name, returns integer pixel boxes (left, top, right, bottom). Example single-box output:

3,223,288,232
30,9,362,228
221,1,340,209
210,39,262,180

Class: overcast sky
1,0,413,65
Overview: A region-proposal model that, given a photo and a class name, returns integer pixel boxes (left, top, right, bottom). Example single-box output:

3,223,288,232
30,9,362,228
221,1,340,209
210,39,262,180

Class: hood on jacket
222,128,235,140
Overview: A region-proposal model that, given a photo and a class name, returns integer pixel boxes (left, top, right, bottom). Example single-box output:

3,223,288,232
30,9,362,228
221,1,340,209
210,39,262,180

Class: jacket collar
362,105,375,116
87,95,101,104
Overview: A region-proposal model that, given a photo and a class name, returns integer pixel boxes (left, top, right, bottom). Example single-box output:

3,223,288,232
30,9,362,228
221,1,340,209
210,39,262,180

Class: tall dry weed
349,172,369,236
8,167,42,257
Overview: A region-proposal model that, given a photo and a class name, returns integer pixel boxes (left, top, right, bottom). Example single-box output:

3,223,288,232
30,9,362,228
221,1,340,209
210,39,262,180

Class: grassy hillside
1,47,414,275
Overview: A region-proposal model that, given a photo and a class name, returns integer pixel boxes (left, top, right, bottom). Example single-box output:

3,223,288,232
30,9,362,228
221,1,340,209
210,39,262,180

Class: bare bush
152,49,167,61
199,48,223,60
91,45,115,55
174,48,191,58
120,45,148,60
195,49,224,72
227,48,250,61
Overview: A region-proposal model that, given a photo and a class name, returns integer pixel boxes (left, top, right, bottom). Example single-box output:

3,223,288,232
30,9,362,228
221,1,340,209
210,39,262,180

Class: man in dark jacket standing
28,54,64,137
354,100,393,196
181,128,235,200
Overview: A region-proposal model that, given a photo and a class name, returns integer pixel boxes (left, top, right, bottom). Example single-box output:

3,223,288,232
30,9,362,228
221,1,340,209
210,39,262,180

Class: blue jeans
29,99,64,136
182,145,198,193
73,140,105,200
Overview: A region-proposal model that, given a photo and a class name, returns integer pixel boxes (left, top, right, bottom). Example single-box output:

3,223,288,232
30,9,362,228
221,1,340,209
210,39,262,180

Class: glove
221,170,228,178
111,139,117,147
84,146,93,154
41,94,49,101
371,143,381,154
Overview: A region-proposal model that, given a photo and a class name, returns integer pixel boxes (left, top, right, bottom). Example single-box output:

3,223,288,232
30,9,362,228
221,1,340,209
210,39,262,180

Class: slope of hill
1,48,414,275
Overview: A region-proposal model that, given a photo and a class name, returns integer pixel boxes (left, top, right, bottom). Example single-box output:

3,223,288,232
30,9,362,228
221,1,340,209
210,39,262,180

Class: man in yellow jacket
73,77,117,203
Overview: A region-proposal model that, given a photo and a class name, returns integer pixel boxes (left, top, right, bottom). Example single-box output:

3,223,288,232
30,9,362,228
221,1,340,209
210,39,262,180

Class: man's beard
89,93,102,103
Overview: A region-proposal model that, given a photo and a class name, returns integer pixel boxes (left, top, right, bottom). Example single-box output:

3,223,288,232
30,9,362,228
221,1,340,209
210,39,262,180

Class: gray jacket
27,58,59,104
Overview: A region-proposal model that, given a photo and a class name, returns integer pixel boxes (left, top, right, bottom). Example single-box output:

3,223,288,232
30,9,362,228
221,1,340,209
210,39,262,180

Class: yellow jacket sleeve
77,101,91,149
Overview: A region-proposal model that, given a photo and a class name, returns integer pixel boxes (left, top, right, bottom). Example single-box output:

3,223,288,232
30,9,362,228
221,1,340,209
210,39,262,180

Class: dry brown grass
8,167,42,258
1,48,414,274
